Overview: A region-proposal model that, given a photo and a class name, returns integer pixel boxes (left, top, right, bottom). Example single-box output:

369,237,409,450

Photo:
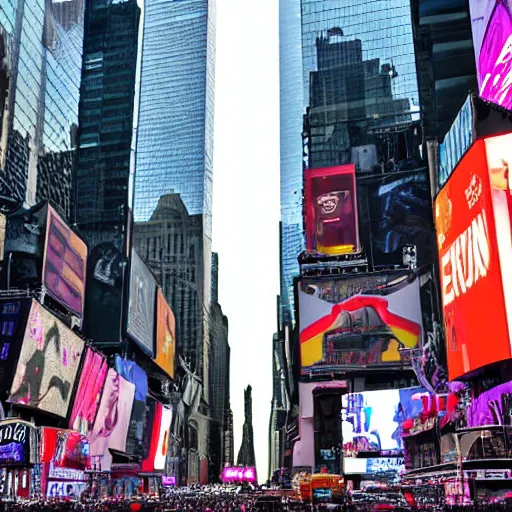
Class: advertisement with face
341,388,424,457
8,301,84,418
469,0,512,110
155,289,176,379
304,165,360,256
88,369,135,471
127,249,156,357
435,140,511,380
69,349,107,435
298,273,422,374
43,206,87,318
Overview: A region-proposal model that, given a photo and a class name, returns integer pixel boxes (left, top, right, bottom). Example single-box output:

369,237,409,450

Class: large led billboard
341,388,424,457
43,205,87,318
8,301,84,418
127,248,156,357
435,138,512,380
88,369,135,472
469,0,512,111
298,273,422,374
304,165,360,256
69,348,107,435
155,288,176,379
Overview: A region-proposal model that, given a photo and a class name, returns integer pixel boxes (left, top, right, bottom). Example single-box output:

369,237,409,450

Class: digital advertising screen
343,457,405,476
69,349,107,435
43,205,87,318
154,406,173,471
0,299,32,400
298,273,422,374
127,249,156,357
435,139,512,380
368,171,433,268
304,165,360,256
0,420,35,466
468,0,512,111
155,289,176,379
88,369,135,472
341,388,424,457
114,356,147,457
8,301,84,418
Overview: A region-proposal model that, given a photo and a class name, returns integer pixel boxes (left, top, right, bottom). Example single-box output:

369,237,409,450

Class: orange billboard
155,288,176,379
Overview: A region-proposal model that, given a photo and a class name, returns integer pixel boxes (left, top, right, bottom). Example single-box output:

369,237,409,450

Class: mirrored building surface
0,0,84,218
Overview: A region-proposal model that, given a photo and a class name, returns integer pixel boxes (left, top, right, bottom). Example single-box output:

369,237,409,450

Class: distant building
237,385,257,469
74,0,141,249
0,0,84,218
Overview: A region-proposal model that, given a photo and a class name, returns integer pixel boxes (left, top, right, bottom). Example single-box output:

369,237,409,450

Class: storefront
0,420,37,500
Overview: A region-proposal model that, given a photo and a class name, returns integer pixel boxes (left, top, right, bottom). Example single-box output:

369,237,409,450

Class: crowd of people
2,489,512,512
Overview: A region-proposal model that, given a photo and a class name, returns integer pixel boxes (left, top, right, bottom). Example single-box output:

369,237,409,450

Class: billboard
83,243,124,344
221,467,257,483
469,0,512,111
88,369,135,472
155,289,176,379
0,420,35,466
341,388,424,457
434,139,512,380
368,171,434,267
8,301,84,418
298,273,423,374
0,299,33,400
69,349,108,435
43,205,87,318
304,165,360,256
154,406,173,471
127,249,156,357
114,356,148,457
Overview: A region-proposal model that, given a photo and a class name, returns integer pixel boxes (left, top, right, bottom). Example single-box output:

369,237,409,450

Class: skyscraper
132,0,216,484
279,0,304,324
237,385,257,469
0,0,85,218
74,0,142,249
301,0,420,171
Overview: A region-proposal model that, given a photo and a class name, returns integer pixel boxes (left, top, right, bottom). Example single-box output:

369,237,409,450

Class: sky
212,0,280,482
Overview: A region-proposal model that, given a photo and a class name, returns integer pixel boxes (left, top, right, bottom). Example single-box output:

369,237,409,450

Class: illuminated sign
435,139,512,380
221,467,257,483
161,476,176,486
0,421,32,465
48,462,86,482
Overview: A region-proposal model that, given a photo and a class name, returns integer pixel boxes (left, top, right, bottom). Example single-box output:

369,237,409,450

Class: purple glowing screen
161,476,176,487
221,467,257,483
469,0,512,110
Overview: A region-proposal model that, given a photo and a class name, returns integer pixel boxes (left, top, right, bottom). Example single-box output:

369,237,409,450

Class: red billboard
304,165,360,255
435,138,512,380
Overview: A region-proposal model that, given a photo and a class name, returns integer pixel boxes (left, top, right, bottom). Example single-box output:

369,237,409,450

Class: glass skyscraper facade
74,0,141,249
133,0,215,237
279,0,304,325
301,0,420,170
0,0,84,219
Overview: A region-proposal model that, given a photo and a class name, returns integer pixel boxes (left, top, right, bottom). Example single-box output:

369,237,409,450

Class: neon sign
221,466,257,483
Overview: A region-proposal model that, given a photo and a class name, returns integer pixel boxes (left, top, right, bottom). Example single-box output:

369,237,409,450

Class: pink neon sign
221,466,257,483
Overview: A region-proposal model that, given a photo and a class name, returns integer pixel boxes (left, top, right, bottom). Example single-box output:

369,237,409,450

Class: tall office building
74,0,142,249
301,0,420,171
279,0,304,325
0,0,84,218
133,0,216,393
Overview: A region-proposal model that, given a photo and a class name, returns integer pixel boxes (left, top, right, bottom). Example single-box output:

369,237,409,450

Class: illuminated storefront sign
221,467,257,483
0,421,32,465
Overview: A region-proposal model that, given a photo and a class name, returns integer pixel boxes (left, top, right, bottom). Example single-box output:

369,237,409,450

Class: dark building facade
410,0,477,140
0,0,85,218
74,0,141,249
237,385,256,469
